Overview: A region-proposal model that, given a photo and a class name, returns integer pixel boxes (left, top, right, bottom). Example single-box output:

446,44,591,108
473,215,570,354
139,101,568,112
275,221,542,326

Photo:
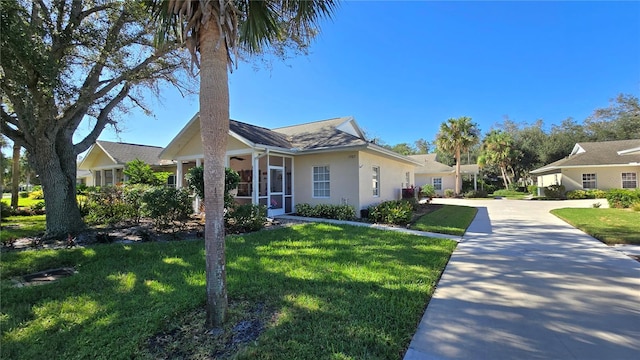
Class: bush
85,186,130,225
368,200,413,225
185,166,240,208
294,203,355,220
226,204,267,233
566,190,588,199
587,189,607,199
543,184,566,199
76,183,88,195
527,185,538,195
605,189,640,209
420,184,436,199
444,189,455,198
123,184,152,224
19,191,29,198
464,189,488,198
30,201,46,212
632,202,640,212
28,189,44,200
142,187,192,229
295,203,314,217
124,159,159,185
1,202,13,218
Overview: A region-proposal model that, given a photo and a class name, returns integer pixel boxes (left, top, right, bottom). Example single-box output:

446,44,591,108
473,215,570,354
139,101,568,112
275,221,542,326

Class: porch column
194,158,202,213
176,161,183,188
101,169,105,186
474,173,477,191
253,153,259,205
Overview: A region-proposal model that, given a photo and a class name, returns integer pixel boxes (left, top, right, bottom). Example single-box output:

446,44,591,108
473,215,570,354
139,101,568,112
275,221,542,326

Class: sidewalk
404,198,640,359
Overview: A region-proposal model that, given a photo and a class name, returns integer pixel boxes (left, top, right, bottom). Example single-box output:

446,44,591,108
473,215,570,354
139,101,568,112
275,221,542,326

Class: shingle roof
410,154,455,174
531,139,640,174
273,117,367,150
97,141,167,166
230,120,292,148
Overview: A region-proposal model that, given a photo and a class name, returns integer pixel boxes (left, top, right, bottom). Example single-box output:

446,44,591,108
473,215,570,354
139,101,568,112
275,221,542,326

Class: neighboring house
78,140,175,186
410,153,478,195
530,139,640,193
159,114,421,217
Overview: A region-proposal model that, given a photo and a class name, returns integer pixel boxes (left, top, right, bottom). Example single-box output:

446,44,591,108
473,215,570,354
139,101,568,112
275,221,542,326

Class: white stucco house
159,114,422,217
530,139,640,192
410,153,479,196
78,140,175,186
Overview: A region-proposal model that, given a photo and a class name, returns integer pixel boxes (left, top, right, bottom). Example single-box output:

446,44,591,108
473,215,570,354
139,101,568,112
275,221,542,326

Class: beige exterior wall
357,151,415,210
293,151,360,209
415,174,456,196
536,173,562,189
177,132,204,158
561,166,640,190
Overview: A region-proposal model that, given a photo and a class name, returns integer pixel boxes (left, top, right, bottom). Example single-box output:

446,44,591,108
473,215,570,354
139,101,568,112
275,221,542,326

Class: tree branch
74,83,130,155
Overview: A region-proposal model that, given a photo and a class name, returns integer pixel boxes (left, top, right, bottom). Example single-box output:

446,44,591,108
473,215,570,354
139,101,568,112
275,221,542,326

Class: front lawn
412,204,478,236
551,208,640,245
1,215,46,241
1,223,456,359
1,196,44,208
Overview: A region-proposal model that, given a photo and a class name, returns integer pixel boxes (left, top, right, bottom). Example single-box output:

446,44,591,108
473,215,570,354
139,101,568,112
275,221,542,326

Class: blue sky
94,0,639,149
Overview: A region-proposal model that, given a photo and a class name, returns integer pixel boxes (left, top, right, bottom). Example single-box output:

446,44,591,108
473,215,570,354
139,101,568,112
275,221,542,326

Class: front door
268,166,285,217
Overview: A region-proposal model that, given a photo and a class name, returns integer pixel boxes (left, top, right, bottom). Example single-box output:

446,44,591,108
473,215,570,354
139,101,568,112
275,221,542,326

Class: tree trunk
500,166,509,189
11,142,21,208
455,147,461,195
200,20,229,327
31,135,84,238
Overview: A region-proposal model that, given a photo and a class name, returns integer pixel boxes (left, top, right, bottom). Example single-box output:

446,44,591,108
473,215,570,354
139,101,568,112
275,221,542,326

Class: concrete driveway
405,198,640,360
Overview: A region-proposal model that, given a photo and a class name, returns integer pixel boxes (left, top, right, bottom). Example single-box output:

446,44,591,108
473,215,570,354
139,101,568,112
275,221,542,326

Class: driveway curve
405,198,640,360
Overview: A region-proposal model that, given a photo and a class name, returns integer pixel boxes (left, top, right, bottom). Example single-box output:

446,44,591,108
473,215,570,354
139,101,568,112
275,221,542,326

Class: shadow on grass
1,223,456,360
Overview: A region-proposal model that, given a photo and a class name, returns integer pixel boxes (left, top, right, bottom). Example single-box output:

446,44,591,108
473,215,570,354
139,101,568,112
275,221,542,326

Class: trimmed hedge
368,200,413,225
295,203,356,221
606,189,640,208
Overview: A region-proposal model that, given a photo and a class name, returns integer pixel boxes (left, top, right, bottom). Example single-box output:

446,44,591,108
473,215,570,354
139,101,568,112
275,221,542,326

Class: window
433,177,442,190
582,173,596,189
622,172,637,189
372,166,380,196
405,172,410,186
313,166,330,198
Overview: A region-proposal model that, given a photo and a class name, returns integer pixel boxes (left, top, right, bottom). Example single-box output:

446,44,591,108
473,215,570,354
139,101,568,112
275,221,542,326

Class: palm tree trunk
455,147,461,195
500,166,509,189
200,19,229,328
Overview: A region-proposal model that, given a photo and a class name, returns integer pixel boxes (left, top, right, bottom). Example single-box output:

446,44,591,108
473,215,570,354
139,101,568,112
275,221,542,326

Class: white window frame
433,177,442,191
312,165,330,198
372,166,380,197
622,172,637,189
582,173,597,189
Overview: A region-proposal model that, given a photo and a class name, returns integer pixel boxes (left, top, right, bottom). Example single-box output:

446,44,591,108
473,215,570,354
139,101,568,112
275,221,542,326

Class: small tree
185,166,240,208
124,159,158,185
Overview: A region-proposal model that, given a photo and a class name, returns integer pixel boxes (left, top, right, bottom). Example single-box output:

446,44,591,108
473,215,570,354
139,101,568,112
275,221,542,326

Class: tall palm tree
147,0,337,327
435,117,480,195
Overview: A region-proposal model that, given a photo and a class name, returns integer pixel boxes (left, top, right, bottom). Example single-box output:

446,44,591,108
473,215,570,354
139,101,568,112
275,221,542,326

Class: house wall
536,173,562,190
415,173,456,196
561,166,640,190
178,132,204,157
358,151,415,210
293,151,360,210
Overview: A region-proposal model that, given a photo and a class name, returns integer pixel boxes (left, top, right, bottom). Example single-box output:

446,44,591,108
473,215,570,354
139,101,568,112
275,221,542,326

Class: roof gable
79,141,166,169
409,153,455,174
531,139,640,173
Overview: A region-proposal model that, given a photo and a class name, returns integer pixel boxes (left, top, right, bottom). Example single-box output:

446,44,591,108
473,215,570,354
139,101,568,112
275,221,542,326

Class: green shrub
142,187,192,229
543,184,566,199
632,202,640,212
28,189,44,200
123,184,152,224
227,204,267,233
605,189,640,209
527,185,538,195
85,186,130,225
185,166,240,208
76,183,88,195
124,159,158,185
420,184,436,198
19,191,29,198
464,189,488,198
566,190,588,199
295,203,314,217
444,189,455,198
1,202,13,218
30,201,45,212
153,172,173,186
368,200,413,225
493,189,524,197
294,203,355,220
587,189,607,199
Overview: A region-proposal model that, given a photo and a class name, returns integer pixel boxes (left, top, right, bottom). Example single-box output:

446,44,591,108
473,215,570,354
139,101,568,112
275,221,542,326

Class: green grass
551,208,640,245
490,190,529,199
412,205,478,235
1,223,456,359
1,215,46,241
1,196,44,208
